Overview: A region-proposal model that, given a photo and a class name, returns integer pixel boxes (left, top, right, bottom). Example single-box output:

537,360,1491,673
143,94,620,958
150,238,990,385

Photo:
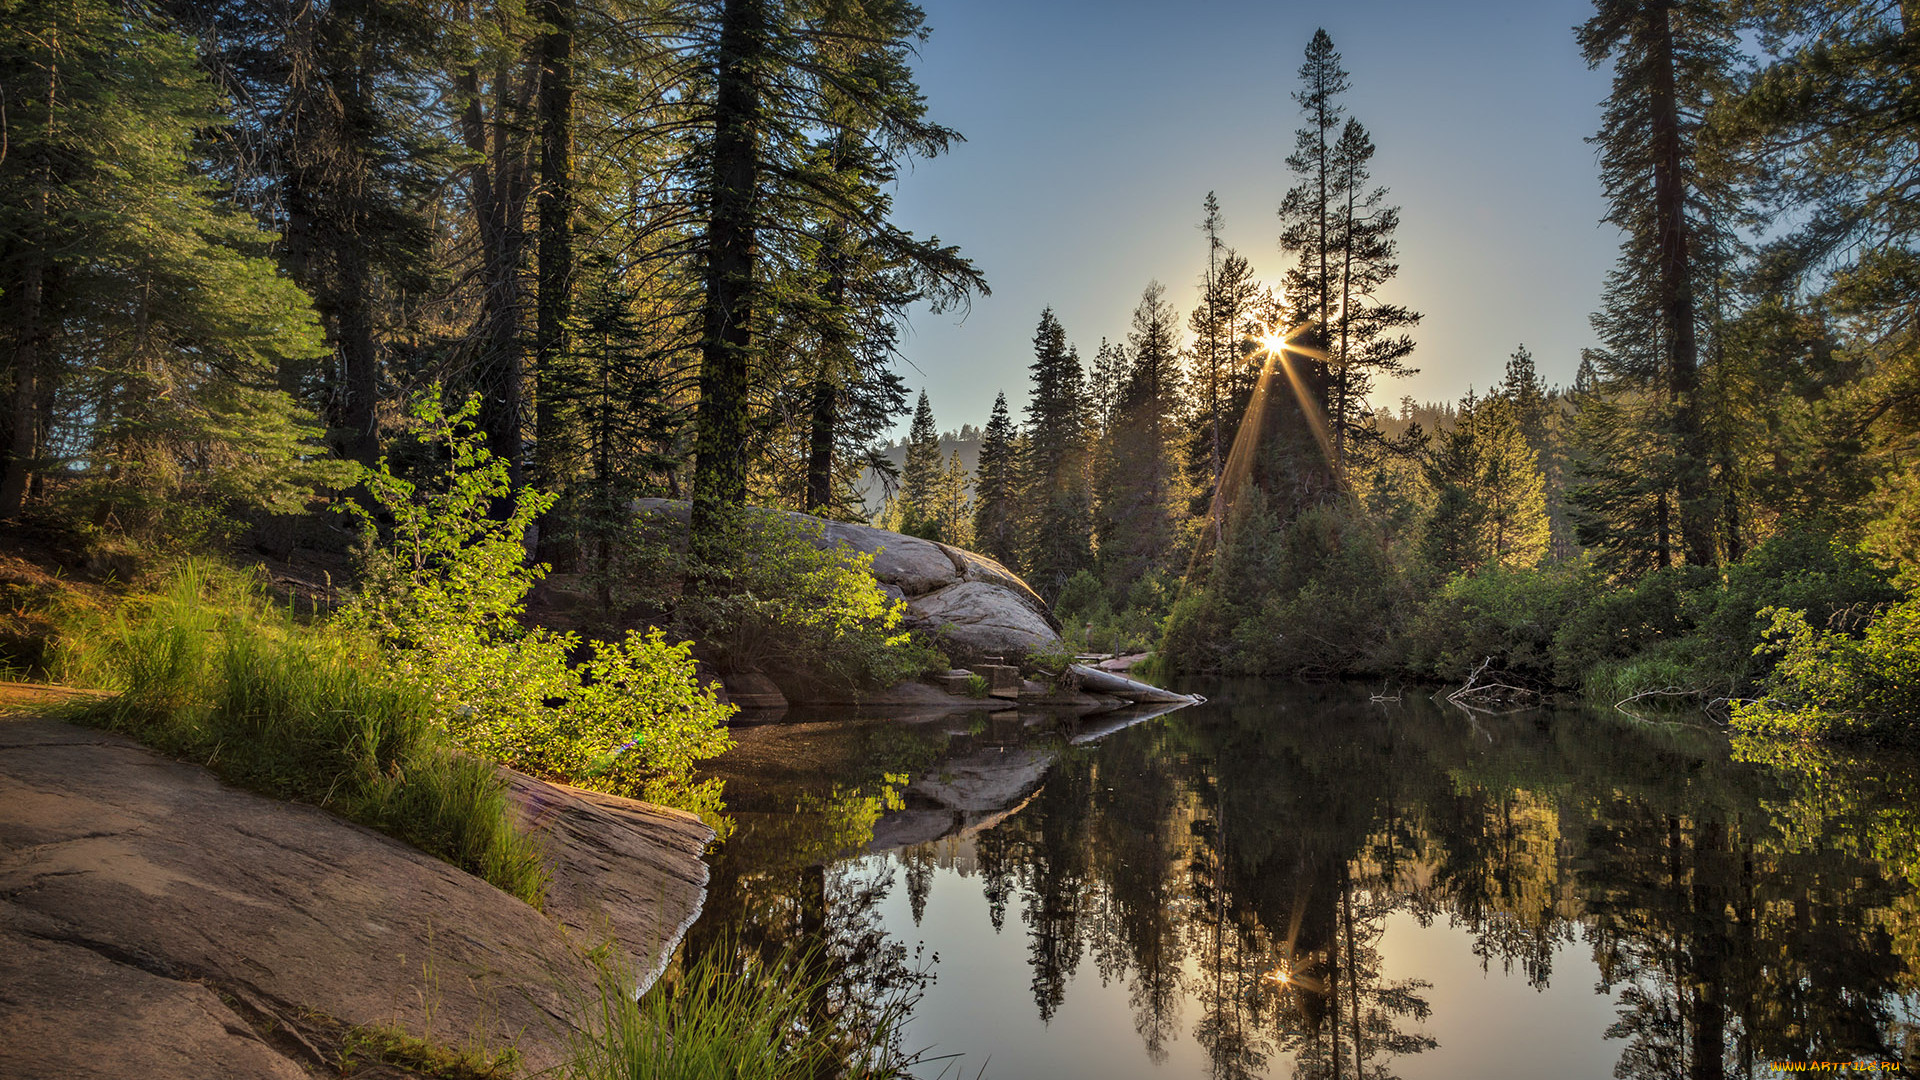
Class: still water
686,681,1920,1079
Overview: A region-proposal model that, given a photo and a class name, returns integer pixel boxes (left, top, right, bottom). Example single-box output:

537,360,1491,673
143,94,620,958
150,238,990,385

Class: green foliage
65,561,547,905
896,392,945,541
345,394,735,825
963,674,990,698
1548,564,1717,695
1399,561,1600,685
1420,393,1550,574
1164,496,1413,677
648,510,946,696
566,944,927,1080
1731,599,1920,746
1393,530,1901,704
0,0,337,524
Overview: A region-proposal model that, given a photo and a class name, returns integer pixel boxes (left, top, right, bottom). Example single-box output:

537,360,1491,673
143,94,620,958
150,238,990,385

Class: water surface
687,681,1920,1078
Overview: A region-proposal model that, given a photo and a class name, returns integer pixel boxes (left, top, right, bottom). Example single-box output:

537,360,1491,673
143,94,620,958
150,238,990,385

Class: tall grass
61,561,547,905
566,944,938,1080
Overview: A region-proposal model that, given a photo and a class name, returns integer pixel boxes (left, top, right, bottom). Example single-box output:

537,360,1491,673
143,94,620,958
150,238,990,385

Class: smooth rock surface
629,499,1064,664
911,581,1062,662
0,717,712,1079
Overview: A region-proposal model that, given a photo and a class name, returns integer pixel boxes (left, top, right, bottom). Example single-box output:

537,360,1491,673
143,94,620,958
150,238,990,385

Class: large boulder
912,582,1061,663
0,717,712,1080
630,499,1063,663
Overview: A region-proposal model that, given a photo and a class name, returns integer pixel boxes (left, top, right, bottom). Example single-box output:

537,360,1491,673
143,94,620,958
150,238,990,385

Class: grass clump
338,1023,521,1079
65,560,548,906
567,945,932,1080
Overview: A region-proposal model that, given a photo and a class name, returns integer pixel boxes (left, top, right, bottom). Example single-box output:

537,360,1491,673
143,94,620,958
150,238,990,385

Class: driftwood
1065,664,1203,705
1444,657,1540,715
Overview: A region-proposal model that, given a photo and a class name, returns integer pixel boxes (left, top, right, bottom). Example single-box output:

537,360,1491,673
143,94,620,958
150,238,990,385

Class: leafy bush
69,562,547,904
1549,564,1716,692
1548,531,1897,701
1683,531,1900,692
674,512,945,695
1399,560,1599,685
345,394,735,825
1730,599,1920,745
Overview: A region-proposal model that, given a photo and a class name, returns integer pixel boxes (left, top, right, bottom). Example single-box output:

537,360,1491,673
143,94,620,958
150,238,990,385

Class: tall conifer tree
898,390,943,538
1096,284,1187,591
1023,309,1094,597
1577,0,1739,567
973,393,1021,568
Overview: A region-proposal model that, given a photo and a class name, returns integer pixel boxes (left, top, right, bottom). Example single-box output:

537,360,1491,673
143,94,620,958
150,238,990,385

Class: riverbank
0,710,711,1080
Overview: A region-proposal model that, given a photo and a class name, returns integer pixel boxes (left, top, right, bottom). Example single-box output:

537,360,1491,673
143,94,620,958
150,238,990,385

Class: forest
1,0,1917,767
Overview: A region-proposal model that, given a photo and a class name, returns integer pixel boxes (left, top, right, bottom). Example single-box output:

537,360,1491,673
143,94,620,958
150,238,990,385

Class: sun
1258,328,1293,355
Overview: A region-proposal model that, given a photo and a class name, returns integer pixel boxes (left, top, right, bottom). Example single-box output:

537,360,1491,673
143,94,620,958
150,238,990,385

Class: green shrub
345,394,736,827
1169,501,1412,677
1682,530,1900,693
69,562,547,905
1400,560,1599,685
676,512,946,694
1549,531,1897,700
1549,564,1716,692
1731,599,1920,745
1054,569,1106,624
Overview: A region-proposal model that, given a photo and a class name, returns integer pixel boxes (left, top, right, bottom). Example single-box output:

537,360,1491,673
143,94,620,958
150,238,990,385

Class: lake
684,680,1920,1079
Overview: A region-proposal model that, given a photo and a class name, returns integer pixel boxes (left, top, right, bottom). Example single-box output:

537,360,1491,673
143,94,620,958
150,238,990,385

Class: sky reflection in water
689,681,1920,1079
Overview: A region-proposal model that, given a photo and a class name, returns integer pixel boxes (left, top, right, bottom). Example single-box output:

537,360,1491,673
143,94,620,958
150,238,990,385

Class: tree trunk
0,261,44,520
534,0,574,497
1,49,57,520
690,0,765,564
1646,2,1715,565
805,219,850,513
460,60,534,492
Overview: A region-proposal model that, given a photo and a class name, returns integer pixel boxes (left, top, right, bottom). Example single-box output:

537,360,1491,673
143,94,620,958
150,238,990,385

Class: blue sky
883,0,1618,433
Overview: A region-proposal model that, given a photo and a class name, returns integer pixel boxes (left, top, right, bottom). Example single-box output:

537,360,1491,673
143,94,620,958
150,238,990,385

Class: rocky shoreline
0,715,711,1080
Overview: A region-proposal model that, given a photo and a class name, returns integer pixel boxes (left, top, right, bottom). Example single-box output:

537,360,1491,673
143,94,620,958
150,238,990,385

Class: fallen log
1065,663,1202,705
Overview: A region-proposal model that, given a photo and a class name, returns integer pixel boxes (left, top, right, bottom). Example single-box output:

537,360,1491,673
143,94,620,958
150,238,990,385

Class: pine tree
1023,309,1094,597
1088,338,1128,434
1420,392,1549,573
1577,0,1739,566
684,0,983,566
159,0,454,467
972,393,1021,568
898,391,943,539
1096,283,1187,592
0,0,333,524
1716,1,1920,557
1267,28,1349,505
935,449,972,548
1191,193,1228,539
1567,357,1679,577
1326,117,1419,467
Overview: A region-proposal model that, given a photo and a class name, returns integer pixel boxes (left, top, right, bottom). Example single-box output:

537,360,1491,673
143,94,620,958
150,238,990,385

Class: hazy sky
884,0,1618,434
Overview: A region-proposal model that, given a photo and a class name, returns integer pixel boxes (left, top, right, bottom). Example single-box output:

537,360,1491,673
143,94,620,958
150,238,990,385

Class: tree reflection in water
688,686,1920,1078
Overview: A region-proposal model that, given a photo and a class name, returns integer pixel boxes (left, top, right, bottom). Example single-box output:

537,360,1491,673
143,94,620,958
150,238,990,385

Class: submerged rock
0,717,711,1080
